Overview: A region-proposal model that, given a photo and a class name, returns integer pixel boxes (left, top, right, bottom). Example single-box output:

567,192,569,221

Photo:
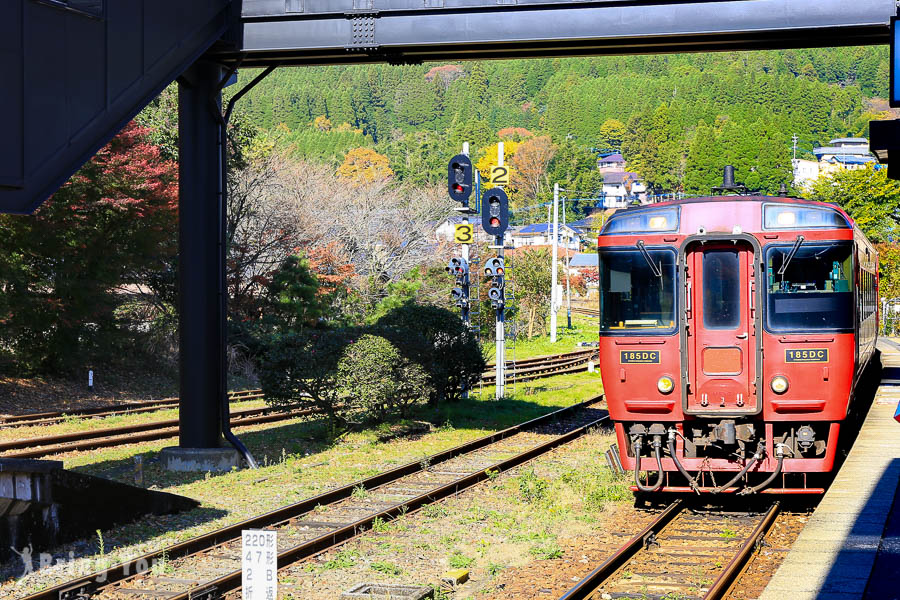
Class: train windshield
765,242,854,332
599,248,677,333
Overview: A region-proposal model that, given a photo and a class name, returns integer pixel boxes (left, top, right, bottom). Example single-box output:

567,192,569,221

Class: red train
598,190,878,494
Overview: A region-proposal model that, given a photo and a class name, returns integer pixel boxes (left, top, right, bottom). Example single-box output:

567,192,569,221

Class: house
601,171,647,207
792,158,820,189
793,137,878,188
509,223,581,250
813,138,875,164
597,152,626,174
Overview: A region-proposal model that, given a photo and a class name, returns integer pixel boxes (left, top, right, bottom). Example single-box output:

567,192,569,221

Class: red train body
598,195,878,494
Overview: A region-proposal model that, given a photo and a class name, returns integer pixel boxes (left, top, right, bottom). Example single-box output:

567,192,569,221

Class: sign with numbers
242,530,277,600
454,223,474,244
490,165,511,185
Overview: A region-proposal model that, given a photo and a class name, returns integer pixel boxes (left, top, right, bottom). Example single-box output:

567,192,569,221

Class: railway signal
447,154,473,205
446,256,470,310
485,257,505,309
481,188,509,237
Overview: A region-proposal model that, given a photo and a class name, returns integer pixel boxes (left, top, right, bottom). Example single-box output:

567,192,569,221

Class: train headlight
657,376,675,394
770,376,789,394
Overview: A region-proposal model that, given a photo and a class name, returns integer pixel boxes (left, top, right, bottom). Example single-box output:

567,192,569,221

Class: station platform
760,341,900,600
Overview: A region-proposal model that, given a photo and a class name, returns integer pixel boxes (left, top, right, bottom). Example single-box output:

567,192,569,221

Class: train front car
598,196,878,495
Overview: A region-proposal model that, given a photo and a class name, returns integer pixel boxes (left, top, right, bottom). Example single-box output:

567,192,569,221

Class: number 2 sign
490,165,511,185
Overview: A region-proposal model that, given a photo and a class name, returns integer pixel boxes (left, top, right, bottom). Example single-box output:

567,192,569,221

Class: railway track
482,349,597,385
571,306,600,318
0,389,264,429
559,500,780,600
25,396,608,600
0,405,312,459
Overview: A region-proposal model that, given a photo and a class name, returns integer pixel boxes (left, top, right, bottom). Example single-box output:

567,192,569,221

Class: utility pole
550,182,559,343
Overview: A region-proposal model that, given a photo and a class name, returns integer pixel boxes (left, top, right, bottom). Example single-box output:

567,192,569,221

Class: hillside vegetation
238,48,891,205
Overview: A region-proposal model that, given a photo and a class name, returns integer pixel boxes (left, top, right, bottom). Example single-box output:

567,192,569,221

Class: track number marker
242,530,277,600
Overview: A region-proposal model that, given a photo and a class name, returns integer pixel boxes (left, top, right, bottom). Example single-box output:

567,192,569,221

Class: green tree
598,119,626,149
684,121,723,195
266,255,323,333
808,166,900,242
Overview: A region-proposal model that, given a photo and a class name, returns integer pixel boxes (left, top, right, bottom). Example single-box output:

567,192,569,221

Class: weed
371,516,390,533
370,561,402,576
351,484,368,500
529,541,563,560
485,468,500,481
448,551,474,569
398,505,409,517
423,504,449,519
517,468,549,504
420,455,431,470
96,530,105,557
440,533,461,546
720,528,736,539
487,562,505,577
431,585,452,600
323,548,359,570
152,550,174,575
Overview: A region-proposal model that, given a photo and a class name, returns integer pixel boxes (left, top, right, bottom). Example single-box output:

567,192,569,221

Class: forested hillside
239,47,892,208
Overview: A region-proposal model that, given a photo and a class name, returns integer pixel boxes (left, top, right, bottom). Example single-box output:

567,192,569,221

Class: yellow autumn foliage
337,147,394,184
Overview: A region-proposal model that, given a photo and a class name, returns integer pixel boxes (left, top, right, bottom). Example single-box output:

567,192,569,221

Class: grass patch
448,551,475,569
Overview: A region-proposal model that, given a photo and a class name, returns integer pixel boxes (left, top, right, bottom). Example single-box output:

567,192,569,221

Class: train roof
599,195,863,239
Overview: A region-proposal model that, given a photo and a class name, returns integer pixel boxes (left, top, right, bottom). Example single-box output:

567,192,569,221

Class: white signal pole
550,182,559,343
461,142,471,400
563,195,572,329
495,142,506,399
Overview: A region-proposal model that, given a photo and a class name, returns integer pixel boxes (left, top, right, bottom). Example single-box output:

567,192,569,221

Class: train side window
765,242,854,332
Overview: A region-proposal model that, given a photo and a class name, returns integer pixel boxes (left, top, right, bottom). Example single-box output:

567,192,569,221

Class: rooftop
603,171,642,185
516,222,577,235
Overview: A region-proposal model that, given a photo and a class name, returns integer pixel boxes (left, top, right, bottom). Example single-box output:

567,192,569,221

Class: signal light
484,257,505,277
447,154,473,204
446,257,469,277
481,188,509,237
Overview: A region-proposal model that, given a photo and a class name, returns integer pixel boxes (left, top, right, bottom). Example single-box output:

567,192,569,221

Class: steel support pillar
176,61,225,449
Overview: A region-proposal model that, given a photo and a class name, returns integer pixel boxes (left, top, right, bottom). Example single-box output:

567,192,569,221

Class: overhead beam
213,0,896,66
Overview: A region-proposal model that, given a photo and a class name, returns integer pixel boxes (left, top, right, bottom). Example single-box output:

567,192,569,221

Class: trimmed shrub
337,334,428,419
256,329,353,425
373,303,485,404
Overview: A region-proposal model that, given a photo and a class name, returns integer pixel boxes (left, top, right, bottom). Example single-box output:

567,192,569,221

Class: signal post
447,148,476,398
483,143,511,400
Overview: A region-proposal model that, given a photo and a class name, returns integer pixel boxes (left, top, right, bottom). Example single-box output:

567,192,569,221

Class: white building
601,171,647,207
509,223,581,250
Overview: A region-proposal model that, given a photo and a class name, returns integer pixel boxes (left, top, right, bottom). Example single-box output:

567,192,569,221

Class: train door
684,241,759,414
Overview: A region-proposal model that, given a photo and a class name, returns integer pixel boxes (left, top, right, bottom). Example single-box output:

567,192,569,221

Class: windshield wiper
636,240,662,278
778,235,805,276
